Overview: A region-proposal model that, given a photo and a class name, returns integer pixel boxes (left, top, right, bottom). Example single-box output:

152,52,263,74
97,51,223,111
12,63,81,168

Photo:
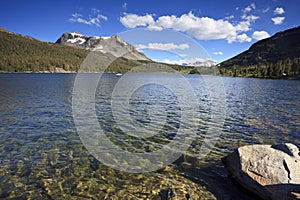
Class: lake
0,73,299,199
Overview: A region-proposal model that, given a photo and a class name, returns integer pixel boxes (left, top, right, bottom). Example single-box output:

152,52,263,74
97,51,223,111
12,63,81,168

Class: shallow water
0,73,299,199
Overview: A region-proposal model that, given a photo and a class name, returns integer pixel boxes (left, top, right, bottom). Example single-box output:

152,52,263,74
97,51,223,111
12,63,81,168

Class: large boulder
223,143,300,200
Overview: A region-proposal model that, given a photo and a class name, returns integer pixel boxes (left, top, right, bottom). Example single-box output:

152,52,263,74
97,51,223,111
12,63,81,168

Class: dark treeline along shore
0,26,300,79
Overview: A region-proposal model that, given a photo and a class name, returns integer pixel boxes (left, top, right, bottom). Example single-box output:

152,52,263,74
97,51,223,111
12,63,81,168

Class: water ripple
0,74,299,199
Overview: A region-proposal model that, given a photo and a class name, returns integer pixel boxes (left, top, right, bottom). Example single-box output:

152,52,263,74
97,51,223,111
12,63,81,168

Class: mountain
0,28,156,72
56,32,149,61
0,27,89,72
182,60,216,67
219,26,300,78
0,28,196,73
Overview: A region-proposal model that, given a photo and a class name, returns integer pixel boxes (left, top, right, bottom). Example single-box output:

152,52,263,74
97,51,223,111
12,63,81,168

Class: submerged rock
223,143,300,200
158,188,176,199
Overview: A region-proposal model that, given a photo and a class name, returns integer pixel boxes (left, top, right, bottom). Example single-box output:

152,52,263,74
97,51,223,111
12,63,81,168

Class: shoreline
0,71,299,80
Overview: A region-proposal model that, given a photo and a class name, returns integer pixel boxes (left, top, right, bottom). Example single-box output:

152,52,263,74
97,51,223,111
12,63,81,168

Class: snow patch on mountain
163,57,217,67
70,32,85,37
67,37,86,44
56,32,149,61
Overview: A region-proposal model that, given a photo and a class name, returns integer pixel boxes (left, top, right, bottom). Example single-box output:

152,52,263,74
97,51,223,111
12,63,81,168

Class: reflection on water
0,73,299,199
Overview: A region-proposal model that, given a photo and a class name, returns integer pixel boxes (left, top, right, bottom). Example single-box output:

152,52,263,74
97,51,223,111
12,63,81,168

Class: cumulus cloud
119,13,154,28
213,51,223,55
272,17,285,25
235,33,252,43
236,14,259,33
274,7,285,15
252,31,270,40
120,11,256,43
272,7,285,25
135,43,189,51
69,9,107,27
235,3,259,38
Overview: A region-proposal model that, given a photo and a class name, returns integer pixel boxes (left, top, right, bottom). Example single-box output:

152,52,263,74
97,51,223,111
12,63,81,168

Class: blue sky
0,0,299,63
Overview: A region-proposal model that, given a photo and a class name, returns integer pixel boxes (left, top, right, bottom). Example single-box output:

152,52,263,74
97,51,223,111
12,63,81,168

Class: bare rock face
223,143,300,200
56,32,149,61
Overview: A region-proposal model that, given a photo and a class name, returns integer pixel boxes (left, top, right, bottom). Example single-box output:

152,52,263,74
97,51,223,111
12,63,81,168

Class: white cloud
147,24,163,31
237,3,259,35
235,33,252,43
120,11,257,43
244,3,256,13
69,9,107,27
244,7,252,13
120,13,154,28
235,21,251,32
274,7,285,15
250,3,256,9
272,17,285,25
252,31,270,40
242,14,259,22
179,54,188,57
263,8,270,13
213,51,223,55
237,14,259,32
91,8,100,14
135,43,189,51
122,2,127,10
225,15,234,20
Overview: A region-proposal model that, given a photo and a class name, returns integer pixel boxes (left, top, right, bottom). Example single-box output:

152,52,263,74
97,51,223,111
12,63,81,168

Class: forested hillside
0,28,193,73
0,29,156,73
218,26,300,79
0,29,90,72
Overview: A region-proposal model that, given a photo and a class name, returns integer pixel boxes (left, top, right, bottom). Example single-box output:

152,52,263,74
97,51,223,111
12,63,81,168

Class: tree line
0,31,89,72
218,57,300,79
0,31,194,73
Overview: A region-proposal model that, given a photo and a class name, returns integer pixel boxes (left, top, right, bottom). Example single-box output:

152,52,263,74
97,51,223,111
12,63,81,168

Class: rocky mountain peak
56,32,149,61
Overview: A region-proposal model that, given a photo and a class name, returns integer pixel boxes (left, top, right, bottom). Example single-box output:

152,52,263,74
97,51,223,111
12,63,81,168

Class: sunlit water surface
0,73,299,199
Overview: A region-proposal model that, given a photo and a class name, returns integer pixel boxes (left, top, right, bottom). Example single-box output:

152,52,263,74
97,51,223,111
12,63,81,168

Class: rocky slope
56,32,149,61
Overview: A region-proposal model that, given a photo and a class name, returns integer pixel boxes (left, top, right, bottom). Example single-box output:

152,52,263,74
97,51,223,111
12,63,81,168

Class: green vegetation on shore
218,26,300,79
0,30,89,72
1,26,299,78
218,57,300,79
0,30,205,74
